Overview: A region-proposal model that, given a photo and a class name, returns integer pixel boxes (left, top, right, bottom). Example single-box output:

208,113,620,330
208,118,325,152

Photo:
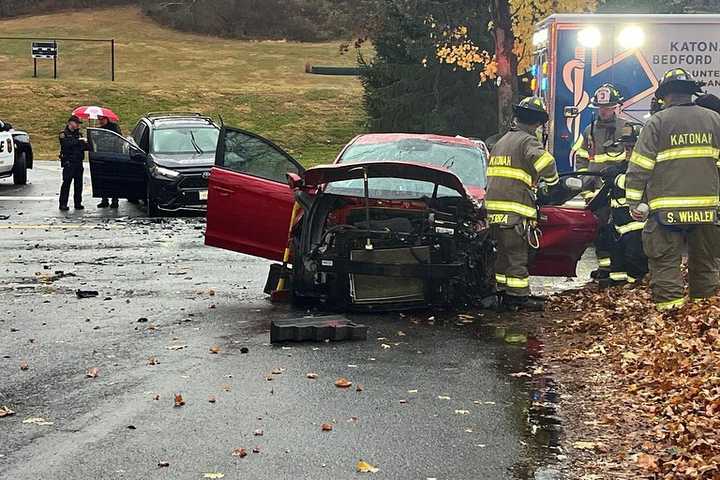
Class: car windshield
152,127,219,155
325,138,486,199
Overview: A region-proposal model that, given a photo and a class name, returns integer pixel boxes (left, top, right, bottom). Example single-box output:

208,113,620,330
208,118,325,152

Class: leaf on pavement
147,356,159,366
208,395,217,403
253,429,263,436
380,344,391,349
455,409,470,415
306,373,319,379
86,367,99,378
174,393,185,407
22,417,53,426
438,395,451,400
209,345,221,354
203,473,224,479
321,423,333,431
356,460,379,473
0,406,16,417
356,384,364,392
572,441,597,450
158,461,170,468
335,377,352,388
20,361,29,371
166,345,187,351
271,368,284,375
232,448,247,458
509,372,531,378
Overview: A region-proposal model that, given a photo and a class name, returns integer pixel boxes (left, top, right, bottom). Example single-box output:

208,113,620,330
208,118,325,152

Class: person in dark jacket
97,115,122,208
58,115,89,211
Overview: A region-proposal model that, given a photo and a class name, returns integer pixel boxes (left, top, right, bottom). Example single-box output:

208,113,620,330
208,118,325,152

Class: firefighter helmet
656,68,703,99
513,96,549,124
591,83,624,107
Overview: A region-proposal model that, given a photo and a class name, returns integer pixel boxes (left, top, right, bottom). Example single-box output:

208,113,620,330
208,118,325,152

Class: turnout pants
492,223,530,297
59,163,84,208
642,217,720,310
610,230,648,283
594,206,613,272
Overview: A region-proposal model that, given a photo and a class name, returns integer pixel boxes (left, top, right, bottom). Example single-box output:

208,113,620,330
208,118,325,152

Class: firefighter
58,115,89,211
599,123,648,288
627,68,720,311
486,96,559,311
97,115,121,209
570,84,628,281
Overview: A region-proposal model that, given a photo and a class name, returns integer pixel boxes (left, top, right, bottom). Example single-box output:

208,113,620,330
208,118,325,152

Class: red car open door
205,127,304,261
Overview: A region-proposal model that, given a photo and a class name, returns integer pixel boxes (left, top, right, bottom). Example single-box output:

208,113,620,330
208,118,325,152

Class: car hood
151,152,215,169
302,161,468,197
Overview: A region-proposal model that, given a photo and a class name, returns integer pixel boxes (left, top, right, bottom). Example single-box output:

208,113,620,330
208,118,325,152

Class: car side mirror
130,147,146,161
287,172,304,189
564,106,579,119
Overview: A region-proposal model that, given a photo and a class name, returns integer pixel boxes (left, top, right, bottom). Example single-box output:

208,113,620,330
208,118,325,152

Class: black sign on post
31,41,58,79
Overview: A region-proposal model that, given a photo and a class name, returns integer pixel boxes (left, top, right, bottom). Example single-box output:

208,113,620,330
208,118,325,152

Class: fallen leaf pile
548,284,720,479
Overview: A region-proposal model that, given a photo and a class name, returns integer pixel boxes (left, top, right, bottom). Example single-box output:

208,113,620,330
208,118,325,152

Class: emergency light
578,27,601,48
618,26,645,49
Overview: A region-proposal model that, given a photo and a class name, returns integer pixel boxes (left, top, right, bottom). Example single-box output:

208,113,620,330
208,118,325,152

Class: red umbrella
72,106,119,122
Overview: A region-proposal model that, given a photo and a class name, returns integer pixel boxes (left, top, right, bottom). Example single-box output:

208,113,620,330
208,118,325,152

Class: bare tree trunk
493,0,518,132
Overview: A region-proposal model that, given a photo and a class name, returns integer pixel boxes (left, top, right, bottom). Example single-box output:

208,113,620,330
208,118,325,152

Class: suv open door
87,128,147,199
205,127,304,261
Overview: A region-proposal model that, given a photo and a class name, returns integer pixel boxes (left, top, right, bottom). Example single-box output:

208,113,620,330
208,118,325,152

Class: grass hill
0,7,366,165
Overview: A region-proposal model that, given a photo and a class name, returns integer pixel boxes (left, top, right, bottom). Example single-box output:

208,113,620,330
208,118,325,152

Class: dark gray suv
87,112,219,216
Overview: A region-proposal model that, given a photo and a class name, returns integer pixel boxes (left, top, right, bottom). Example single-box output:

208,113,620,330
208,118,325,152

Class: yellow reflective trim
609,272,627,281
487,166,532,186
575,149,590,159
593,153,625,163
615,221,645,235
615,174,626,189
626,187,644,201
611,198,628,208
571,135,585,151
656,297,686,311
649,196,720,210
534,152,555,172
598,258,611,268
543,172,560,186
495,274,507,284
656,146,720,162
630,151,656,170
627,276,637,284
506,276,530,288
486,200,537,218
576,167,589,173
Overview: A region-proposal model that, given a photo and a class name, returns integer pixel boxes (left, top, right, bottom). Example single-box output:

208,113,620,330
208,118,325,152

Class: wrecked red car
205,130,597,310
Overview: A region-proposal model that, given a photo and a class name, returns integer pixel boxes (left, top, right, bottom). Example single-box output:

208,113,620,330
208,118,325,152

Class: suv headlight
13,134,30,143
153,166,181,180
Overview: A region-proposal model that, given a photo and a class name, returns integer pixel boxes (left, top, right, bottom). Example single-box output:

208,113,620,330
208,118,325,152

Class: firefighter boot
502,295,545,312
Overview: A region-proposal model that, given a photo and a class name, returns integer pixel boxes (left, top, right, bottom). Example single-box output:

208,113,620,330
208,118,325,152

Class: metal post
111,39,115,81
33,58,37,78
53,40,57,79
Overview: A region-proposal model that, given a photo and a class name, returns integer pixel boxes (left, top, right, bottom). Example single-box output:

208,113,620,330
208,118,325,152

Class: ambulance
531,14,720,172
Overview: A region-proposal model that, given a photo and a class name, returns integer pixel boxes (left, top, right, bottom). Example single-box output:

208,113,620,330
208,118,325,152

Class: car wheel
12,151,27,185
146,182,159,217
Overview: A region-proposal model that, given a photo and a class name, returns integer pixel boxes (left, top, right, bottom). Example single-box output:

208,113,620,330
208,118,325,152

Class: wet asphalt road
0,162,587,480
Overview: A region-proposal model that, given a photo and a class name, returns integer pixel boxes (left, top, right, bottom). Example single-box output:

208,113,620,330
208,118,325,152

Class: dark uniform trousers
610,230,648,283
59,162,84,208
492,223,531,297
643,218,720,304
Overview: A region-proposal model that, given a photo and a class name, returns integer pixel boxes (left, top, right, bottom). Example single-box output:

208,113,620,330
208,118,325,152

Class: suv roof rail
145,111,204,118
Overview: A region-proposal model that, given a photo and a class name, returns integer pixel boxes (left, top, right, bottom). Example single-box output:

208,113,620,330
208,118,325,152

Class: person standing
58,115,89,211
486,97,559,311
96,115,122,208
570,84,628,281
627,68,720,311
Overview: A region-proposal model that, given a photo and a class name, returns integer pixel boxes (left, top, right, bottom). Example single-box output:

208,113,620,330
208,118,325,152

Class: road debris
209,345,221,354
306,373,318,379
86,367,99,378
158,461,170,468
174,393,185,407
356,460,379,473
321,423,333,431
335,377,352,388
76,290,99,299
0,406,15,417
19,361,29,370
232,448,247,458
23,417,53,426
